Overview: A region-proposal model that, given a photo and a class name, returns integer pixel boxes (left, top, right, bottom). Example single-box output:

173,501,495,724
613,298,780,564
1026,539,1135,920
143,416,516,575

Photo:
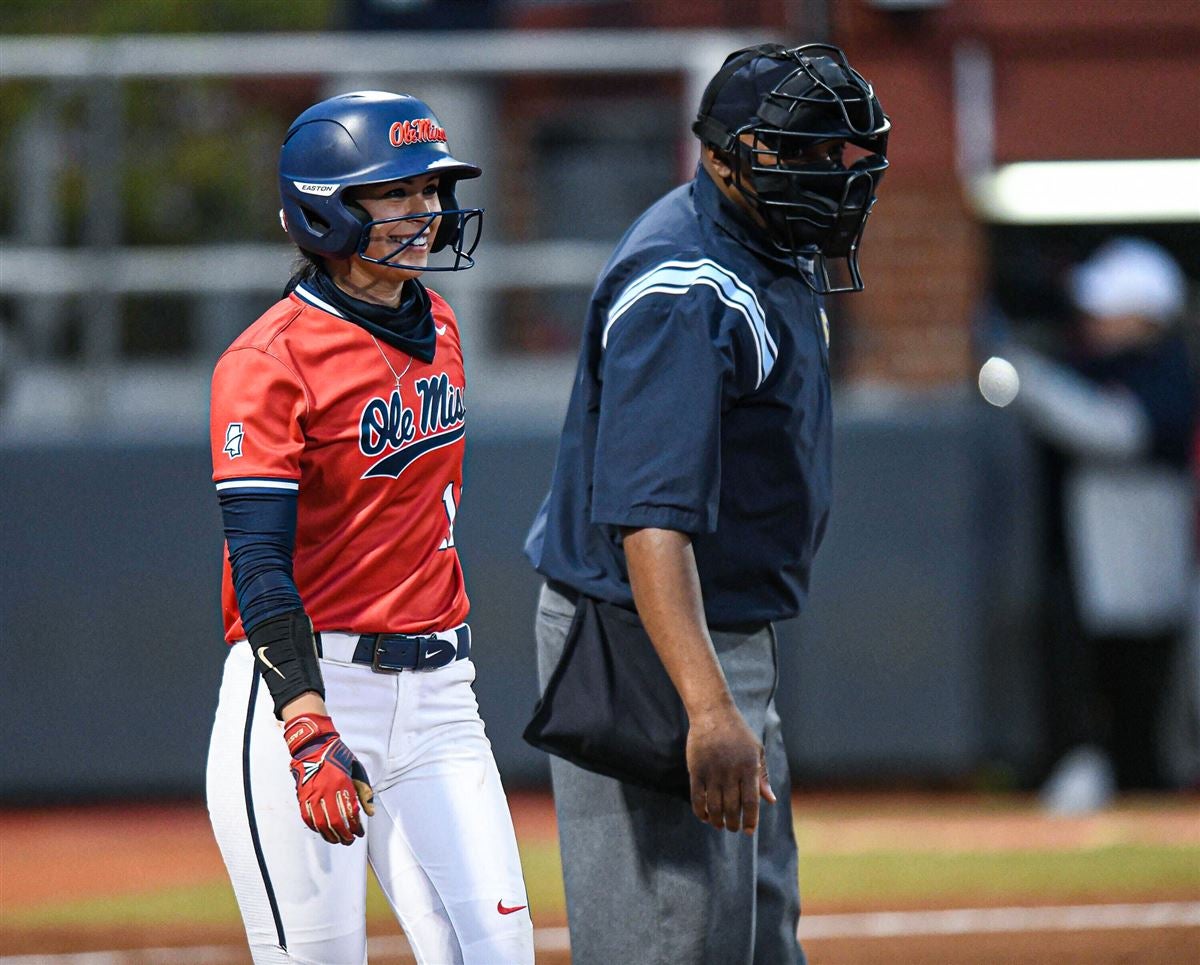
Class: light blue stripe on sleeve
603,259,776,388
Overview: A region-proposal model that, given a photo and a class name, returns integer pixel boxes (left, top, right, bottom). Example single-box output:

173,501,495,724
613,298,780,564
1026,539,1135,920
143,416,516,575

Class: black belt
545,580,768,636
546,579,582,606
335,626,471,672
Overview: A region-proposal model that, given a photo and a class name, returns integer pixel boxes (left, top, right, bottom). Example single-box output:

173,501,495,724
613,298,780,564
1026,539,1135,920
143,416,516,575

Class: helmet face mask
279,91,484,273
351,207,484,273
693,44,890,293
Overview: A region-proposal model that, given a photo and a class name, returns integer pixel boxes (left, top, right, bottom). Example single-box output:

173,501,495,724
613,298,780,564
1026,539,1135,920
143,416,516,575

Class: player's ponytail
282,246,324,298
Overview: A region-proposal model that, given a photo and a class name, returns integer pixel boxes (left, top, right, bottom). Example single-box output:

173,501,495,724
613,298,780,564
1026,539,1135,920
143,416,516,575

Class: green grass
3,841,566,931
4,880,242,929
6,840,1196,931
800,845,1200,907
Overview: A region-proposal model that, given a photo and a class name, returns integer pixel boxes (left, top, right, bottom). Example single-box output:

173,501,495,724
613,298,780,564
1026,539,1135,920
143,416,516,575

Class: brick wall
842,183,982,385
835,0,1199,386
506,0,1200,387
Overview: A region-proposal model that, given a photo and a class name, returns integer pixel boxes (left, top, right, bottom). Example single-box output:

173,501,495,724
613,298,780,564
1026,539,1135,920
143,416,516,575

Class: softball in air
978,356,1020,408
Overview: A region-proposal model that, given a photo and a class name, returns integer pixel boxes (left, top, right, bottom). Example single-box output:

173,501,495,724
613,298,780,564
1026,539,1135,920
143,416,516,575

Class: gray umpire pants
535,583,806,965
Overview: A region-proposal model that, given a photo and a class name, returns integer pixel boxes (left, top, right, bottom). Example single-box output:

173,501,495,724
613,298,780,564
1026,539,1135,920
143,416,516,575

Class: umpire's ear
702,145,735,183
700,145,734,195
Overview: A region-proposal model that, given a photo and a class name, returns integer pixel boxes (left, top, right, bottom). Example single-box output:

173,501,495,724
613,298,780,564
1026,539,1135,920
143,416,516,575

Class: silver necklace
369,334,414,392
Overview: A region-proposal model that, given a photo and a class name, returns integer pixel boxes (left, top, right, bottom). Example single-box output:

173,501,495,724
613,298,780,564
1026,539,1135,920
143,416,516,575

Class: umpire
525,44,890,964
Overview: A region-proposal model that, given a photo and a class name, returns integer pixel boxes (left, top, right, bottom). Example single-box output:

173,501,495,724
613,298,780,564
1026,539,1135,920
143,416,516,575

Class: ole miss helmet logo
389,118,447,147
359,373,465,479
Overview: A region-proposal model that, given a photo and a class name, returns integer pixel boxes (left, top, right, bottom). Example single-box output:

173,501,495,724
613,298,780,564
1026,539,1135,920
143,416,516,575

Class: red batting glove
284,714,376,845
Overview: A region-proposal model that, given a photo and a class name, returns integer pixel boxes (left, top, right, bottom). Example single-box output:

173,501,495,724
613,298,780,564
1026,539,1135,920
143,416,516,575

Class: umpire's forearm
622,527,736,719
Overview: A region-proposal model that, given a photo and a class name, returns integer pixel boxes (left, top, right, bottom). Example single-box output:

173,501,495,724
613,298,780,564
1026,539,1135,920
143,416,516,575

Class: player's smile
384,228,429,250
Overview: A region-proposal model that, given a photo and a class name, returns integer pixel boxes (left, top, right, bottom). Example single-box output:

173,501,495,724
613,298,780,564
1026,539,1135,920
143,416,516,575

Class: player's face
1081,312,1162,355
353,174,443,280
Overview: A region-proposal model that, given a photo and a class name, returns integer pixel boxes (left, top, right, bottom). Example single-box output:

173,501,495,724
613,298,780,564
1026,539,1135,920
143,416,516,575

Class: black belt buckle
370,634,418,673
369,636,390,673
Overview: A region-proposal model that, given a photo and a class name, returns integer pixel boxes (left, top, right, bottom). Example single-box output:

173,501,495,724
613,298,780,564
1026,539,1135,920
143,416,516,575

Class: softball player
206,91,533,965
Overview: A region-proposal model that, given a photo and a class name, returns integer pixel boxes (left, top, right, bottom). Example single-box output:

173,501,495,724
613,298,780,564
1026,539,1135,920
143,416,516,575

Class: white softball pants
207,640,534,965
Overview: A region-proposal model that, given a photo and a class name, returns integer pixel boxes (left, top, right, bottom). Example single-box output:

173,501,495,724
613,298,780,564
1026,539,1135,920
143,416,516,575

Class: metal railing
0,29,761,437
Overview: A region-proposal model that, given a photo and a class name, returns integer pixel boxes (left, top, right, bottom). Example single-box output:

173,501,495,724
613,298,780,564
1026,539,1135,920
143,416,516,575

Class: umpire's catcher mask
279,91,483,272
693,44,890,293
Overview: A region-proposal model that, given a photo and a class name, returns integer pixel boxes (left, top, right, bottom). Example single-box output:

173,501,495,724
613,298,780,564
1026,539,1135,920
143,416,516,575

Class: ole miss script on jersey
210,284,468,641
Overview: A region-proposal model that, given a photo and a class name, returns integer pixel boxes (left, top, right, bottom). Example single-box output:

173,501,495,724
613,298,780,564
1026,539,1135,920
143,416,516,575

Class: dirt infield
3,921,1198,964
795,792,1200,853
2,804,226,910
2,791,1198,964
806,927,1200,965
0,793,558,913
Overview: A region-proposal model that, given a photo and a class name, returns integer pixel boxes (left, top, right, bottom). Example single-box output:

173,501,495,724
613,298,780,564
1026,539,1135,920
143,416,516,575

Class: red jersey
210,284,469,642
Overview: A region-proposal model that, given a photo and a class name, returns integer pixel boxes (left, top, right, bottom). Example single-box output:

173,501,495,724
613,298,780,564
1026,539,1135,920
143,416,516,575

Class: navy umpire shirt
525,166,832,629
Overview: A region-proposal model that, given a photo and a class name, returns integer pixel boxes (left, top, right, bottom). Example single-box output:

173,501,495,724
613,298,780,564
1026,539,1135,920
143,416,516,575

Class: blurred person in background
524,43,889,964
205,91,532,964
1007,238,1197,813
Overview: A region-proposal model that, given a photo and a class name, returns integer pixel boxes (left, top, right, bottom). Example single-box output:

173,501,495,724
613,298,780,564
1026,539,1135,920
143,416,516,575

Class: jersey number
438,482,458,551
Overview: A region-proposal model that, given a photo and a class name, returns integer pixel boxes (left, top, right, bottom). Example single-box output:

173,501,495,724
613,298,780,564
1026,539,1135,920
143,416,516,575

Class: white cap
1069,237,1186,325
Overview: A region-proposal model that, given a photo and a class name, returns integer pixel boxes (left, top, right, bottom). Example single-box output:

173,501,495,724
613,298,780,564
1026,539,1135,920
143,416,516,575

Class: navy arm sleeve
218,490,304,633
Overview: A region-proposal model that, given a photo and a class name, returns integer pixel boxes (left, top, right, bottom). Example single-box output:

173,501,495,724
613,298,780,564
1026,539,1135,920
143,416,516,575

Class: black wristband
247,608,325,720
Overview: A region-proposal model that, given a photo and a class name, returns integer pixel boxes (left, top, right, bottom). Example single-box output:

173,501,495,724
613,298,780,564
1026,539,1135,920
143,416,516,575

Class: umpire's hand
621,525,778,835
686,703,776,834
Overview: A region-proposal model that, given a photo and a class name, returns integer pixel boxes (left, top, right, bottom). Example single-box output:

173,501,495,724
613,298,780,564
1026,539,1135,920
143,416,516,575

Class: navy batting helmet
693,44,890,293
279,91,483,271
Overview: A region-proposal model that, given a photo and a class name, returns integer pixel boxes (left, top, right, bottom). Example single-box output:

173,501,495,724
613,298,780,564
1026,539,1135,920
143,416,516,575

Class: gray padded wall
774,399,1043,782
0,399,1043,799
1,443,226,797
